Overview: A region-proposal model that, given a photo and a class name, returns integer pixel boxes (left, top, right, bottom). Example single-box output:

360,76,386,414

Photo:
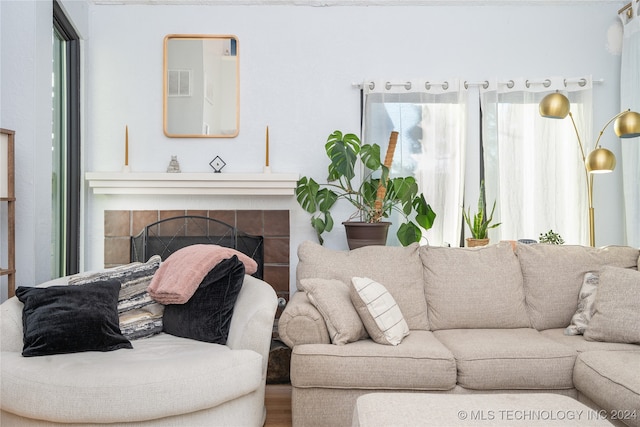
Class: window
52,0,80,276
362,77,593,246
481,80,593,245
363,80,467,247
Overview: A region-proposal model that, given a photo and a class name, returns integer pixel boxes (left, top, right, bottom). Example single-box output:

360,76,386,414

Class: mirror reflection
163,34,239,138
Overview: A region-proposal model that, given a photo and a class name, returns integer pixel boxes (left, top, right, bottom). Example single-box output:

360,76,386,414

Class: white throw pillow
350,277,409,346
565,272,599,336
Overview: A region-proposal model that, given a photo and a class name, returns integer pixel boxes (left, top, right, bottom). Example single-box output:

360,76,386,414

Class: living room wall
84,1,626,287
0,0,629,299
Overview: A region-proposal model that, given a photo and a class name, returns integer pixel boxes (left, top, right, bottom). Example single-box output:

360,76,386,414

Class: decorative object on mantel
539,229,564,245
264,125,271,174
122,125,131,173
209,156,226,173
166,155,181,173
295,130,435,248
538,91,640,246
463,180,501,247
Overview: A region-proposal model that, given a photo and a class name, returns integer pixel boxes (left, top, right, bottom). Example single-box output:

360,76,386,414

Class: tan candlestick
125,125,129,166
265,126,269,167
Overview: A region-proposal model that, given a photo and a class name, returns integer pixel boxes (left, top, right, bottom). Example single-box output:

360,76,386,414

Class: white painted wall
1,0,54,301
0,0,629,299
0,0,88,301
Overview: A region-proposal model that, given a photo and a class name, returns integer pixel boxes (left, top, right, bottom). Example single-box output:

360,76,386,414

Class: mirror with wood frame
163,34,239,138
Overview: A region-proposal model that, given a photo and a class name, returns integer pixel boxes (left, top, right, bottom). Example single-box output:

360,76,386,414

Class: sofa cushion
163,256,245,344
300,278,368,345
420,242,530,330
351,277,409,346
565,272,599,336
297,241,429,330
516,244,639,330
15,280,133,357
541,328,640,353
0,333,263,424
574,351,640,427
291,330,456,390
433,328,577,390
584,266,640,345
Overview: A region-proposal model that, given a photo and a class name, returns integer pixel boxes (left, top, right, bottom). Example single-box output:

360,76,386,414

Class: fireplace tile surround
104,209,290,318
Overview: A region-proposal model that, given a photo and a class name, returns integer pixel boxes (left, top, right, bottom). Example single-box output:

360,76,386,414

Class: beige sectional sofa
279,241,640,427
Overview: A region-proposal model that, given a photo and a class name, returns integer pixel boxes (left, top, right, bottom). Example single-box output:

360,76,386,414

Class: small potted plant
539,229,564,245
295,130,436,248
462,180,500,247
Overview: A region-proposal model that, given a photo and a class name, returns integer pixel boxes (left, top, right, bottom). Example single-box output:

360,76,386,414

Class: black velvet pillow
16,279,133,357
163,256,245,344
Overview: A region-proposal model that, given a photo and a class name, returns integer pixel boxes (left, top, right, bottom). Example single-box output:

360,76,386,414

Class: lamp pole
566,111,596,246
539,91,640,247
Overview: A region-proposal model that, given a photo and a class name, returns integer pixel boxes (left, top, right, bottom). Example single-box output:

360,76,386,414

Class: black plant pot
342,221,391,250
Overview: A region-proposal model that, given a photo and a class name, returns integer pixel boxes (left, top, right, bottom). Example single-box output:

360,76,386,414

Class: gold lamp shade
586,147,616,174
614,111,640,138
539,92,570,119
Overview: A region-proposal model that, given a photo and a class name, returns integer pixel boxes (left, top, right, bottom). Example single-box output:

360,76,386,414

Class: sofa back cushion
420,242,530,330
296,241,429,330
516,244,639,330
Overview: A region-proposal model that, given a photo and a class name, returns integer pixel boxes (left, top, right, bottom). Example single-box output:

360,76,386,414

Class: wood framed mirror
163,34,239,138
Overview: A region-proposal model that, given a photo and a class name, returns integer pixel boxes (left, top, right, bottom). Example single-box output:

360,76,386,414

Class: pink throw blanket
147,244,258,304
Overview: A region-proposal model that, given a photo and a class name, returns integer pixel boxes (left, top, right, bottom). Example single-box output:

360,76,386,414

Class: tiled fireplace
103,209,291,319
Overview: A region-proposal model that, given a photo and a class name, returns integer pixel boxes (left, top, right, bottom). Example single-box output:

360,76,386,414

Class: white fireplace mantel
85,172,299,196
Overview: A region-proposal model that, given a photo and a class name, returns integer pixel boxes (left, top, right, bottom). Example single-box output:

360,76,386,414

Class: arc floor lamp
539,92,640,246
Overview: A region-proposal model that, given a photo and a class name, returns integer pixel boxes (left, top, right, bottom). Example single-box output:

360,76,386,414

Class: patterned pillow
350,276,409,346
69,256,163,340
565,272,598,335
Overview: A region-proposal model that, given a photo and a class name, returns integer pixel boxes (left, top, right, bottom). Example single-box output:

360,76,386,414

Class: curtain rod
618,0,637,15
353,77,604,90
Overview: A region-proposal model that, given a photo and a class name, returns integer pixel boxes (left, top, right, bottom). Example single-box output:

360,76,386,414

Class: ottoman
352,393,613,426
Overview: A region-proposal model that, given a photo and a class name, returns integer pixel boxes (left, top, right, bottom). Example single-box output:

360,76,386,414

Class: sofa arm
278,291,330,348
227,275,278,375
0,297,24,353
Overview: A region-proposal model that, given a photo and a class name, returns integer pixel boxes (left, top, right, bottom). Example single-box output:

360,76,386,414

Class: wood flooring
264,384,292,427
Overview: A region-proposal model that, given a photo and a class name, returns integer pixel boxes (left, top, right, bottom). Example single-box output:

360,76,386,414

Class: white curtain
620,4,640,247
480,77,594,245
362,79,467,247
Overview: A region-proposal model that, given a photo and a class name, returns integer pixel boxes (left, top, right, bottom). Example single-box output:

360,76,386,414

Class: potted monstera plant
462,180,501,247
295,130,436,249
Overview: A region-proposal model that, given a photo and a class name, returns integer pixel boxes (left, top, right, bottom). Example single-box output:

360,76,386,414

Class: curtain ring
525,80,531,88
507,80,514,89
543,79,551,88
385,82,392,90
483,80,489,89
442,81,449,90
404,82,412,90
563,78,568,87
464,81,468,89
579,78,587,87
425,82,431,90
368,81,375,90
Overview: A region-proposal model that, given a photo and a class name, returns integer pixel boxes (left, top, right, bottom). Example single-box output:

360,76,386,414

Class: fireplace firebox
130,215,265,279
